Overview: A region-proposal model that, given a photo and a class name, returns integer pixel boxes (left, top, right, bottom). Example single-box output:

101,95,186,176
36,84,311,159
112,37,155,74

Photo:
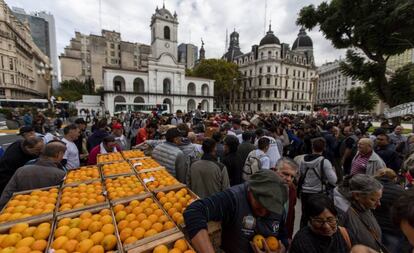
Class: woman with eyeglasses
290,194,353,253
342,174,386,252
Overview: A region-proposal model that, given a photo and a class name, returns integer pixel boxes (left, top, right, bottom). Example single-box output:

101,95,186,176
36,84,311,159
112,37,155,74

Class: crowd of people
0,107,413,253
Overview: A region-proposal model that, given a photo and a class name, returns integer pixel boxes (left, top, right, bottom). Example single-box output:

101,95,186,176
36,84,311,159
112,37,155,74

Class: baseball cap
18,126,34,135
248,170,288,215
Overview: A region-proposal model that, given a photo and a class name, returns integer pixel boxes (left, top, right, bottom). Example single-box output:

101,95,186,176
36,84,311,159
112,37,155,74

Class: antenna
264,0,267,35
118,13,121,33
163,0,165,8
99,0,102,31
189,29,191,43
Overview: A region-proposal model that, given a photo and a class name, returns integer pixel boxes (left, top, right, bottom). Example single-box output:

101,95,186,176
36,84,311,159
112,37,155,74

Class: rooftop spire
162,0,165,8
268,19,272,32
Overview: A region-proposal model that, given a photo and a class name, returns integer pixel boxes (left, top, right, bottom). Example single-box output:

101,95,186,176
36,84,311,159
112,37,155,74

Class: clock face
165,42,170,48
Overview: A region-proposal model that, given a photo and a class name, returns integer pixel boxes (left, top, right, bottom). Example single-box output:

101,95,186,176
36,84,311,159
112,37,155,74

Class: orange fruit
90,231,105,245
102,235,117,251
174,239,188,251
62,239,78,253
128,220,140,230
15,246,31,253
123,236,137,245
75,239,94,253
153,245,168,253
31,240,47,251
266,236,280,251
89,245,104,253
132,227,145,240
151,223,163,233
117,220,129,231
163,221,175,230
102,224,115,235
148,214,158,223
80,211,92,219
143,229,157,238
140,220,152,230
253,235,265,250
119,228,133,242
88,221,103,233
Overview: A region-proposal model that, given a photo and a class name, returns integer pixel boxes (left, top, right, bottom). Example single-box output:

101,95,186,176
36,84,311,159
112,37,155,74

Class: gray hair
275,157,298,171
349,174,383,195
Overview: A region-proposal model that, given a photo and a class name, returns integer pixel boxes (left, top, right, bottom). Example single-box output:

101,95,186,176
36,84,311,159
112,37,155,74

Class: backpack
242,151,266,181
297,157,335,199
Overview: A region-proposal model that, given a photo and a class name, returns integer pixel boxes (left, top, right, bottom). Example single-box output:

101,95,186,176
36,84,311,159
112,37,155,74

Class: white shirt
255,136,281,168
115,135,127,150
62,138,80,170
255,149,270,170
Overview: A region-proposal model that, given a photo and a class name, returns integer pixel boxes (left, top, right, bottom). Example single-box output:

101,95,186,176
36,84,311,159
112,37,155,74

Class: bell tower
150,4,178,60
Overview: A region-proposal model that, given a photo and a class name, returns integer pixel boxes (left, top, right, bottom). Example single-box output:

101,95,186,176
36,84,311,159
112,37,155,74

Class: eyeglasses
310,217,338,227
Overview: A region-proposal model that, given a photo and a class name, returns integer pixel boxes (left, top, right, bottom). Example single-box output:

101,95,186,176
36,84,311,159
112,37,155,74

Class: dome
259,25,280,46
292,28,313,50
157,7,173,18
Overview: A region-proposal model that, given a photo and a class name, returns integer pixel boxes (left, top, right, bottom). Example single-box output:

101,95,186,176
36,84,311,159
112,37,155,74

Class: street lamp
37,63,54,110
310,74,319,113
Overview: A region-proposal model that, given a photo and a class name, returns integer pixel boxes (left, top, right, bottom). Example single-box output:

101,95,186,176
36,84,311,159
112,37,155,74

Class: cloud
5,0,344,66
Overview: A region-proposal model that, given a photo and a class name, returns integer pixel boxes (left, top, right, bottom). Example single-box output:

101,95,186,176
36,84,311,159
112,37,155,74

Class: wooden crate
127,231,194,253
64,165,102,186
111,195,180,251
49,205,122,253
97,152,125,164
121,150,145,160
128,158,162,173
137,168,182,193
0,186,59,225
101,161,134,179
57,180,108,216
0,215,54,253
103,174,149,204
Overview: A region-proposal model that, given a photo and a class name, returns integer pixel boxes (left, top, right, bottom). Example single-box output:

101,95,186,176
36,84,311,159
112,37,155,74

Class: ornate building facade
102,5,214,114
223,27,317,113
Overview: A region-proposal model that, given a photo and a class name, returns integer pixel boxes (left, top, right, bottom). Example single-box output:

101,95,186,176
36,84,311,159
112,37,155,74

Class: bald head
358,138,373,155
42,141,67,162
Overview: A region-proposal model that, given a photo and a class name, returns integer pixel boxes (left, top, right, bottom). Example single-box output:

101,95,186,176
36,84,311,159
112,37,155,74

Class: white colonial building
103,5,214,115
223,26,317,113
316,60,364,114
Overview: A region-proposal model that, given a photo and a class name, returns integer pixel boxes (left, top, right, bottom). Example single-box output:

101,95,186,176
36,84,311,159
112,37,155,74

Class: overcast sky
6,0,345,66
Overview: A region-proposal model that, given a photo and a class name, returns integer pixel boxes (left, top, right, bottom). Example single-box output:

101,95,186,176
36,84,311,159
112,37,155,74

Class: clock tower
150,4,178,61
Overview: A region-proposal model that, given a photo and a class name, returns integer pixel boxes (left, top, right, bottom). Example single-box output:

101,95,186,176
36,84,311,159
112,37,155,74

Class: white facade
103,6,214,115
226,27,317,113
316,60,364,113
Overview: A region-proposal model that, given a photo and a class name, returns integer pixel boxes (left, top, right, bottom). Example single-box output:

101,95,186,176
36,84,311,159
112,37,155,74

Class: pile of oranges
59,182,105,212
112,198,176,246
97,153,123,164
51,209,118,253
130,158,161,172
105,176,146,200
122,150,144,159
156,188,195,226
102,162,132,177
138,169,180,191
0,222,51,253
65,166,100,184
152,239,195,253
0,188,58,223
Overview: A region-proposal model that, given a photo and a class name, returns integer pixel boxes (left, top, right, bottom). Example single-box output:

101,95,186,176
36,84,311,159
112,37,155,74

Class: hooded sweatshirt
299,154,337,194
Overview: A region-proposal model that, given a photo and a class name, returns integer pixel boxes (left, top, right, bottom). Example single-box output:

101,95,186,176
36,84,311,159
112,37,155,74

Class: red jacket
87,144,122,165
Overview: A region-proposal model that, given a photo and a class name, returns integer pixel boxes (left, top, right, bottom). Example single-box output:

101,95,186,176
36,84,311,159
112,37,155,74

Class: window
10,74,14,84
303,72,305,78
286,68,289,75
110,43,114,49
297,93,300,99
293,70,296,77
110,51,115,57
293,81,295,89
266,78,270,85
302,82,305,90
164,26,171,40
266,91,270,98
9,58,13,70
258,90,262,97
267,66,271,73
261,52,264,59
259,78,262,86
275,67,278,74
273,104,277,111
259,67,262,74
257,104,261,111
285,80,288,88
250,70,252,75
163,79,171,94
249,79,252,87
285,90,288,99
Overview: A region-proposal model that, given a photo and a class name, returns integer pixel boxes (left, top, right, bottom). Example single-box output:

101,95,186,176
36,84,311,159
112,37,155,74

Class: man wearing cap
184,170,288,253
112,123,127,150
18,126,36,140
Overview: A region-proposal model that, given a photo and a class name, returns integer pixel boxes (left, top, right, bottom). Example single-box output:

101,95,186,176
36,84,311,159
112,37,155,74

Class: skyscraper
12,7,59,89
178,43,198,69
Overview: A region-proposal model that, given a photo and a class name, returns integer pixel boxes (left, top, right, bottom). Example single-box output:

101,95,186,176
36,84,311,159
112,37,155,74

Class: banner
384,102,414,118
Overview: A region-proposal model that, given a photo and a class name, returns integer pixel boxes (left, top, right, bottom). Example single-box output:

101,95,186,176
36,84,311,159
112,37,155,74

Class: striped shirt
351,152,371,175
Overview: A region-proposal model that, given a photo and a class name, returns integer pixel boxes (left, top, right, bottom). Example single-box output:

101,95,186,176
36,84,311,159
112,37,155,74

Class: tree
297,0,414,107
55,79,96,101
388,63,414,106
188,59,240,109
347,87,378,112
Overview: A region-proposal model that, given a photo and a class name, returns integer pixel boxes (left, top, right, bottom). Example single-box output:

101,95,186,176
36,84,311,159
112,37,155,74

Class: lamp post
37,62,55,111
310,74,319,113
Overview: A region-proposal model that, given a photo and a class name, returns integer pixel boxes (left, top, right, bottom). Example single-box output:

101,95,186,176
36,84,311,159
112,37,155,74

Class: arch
114,95,126,103
134,96,145,103
164,26,170,40
113,76,125,92
201,84,209,96
187,82,196,96
163,78,171,94
133,78,145,93
163,98,172,112
201,99,209,111
187,99,196,112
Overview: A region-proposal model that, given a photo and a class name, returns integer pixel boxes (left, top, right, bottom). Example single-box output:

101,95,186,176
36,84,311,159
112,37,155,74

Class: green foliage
297,0,414,107
188,59,241,108
347,87,378,112
388,63,414,106
55,79,97,102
